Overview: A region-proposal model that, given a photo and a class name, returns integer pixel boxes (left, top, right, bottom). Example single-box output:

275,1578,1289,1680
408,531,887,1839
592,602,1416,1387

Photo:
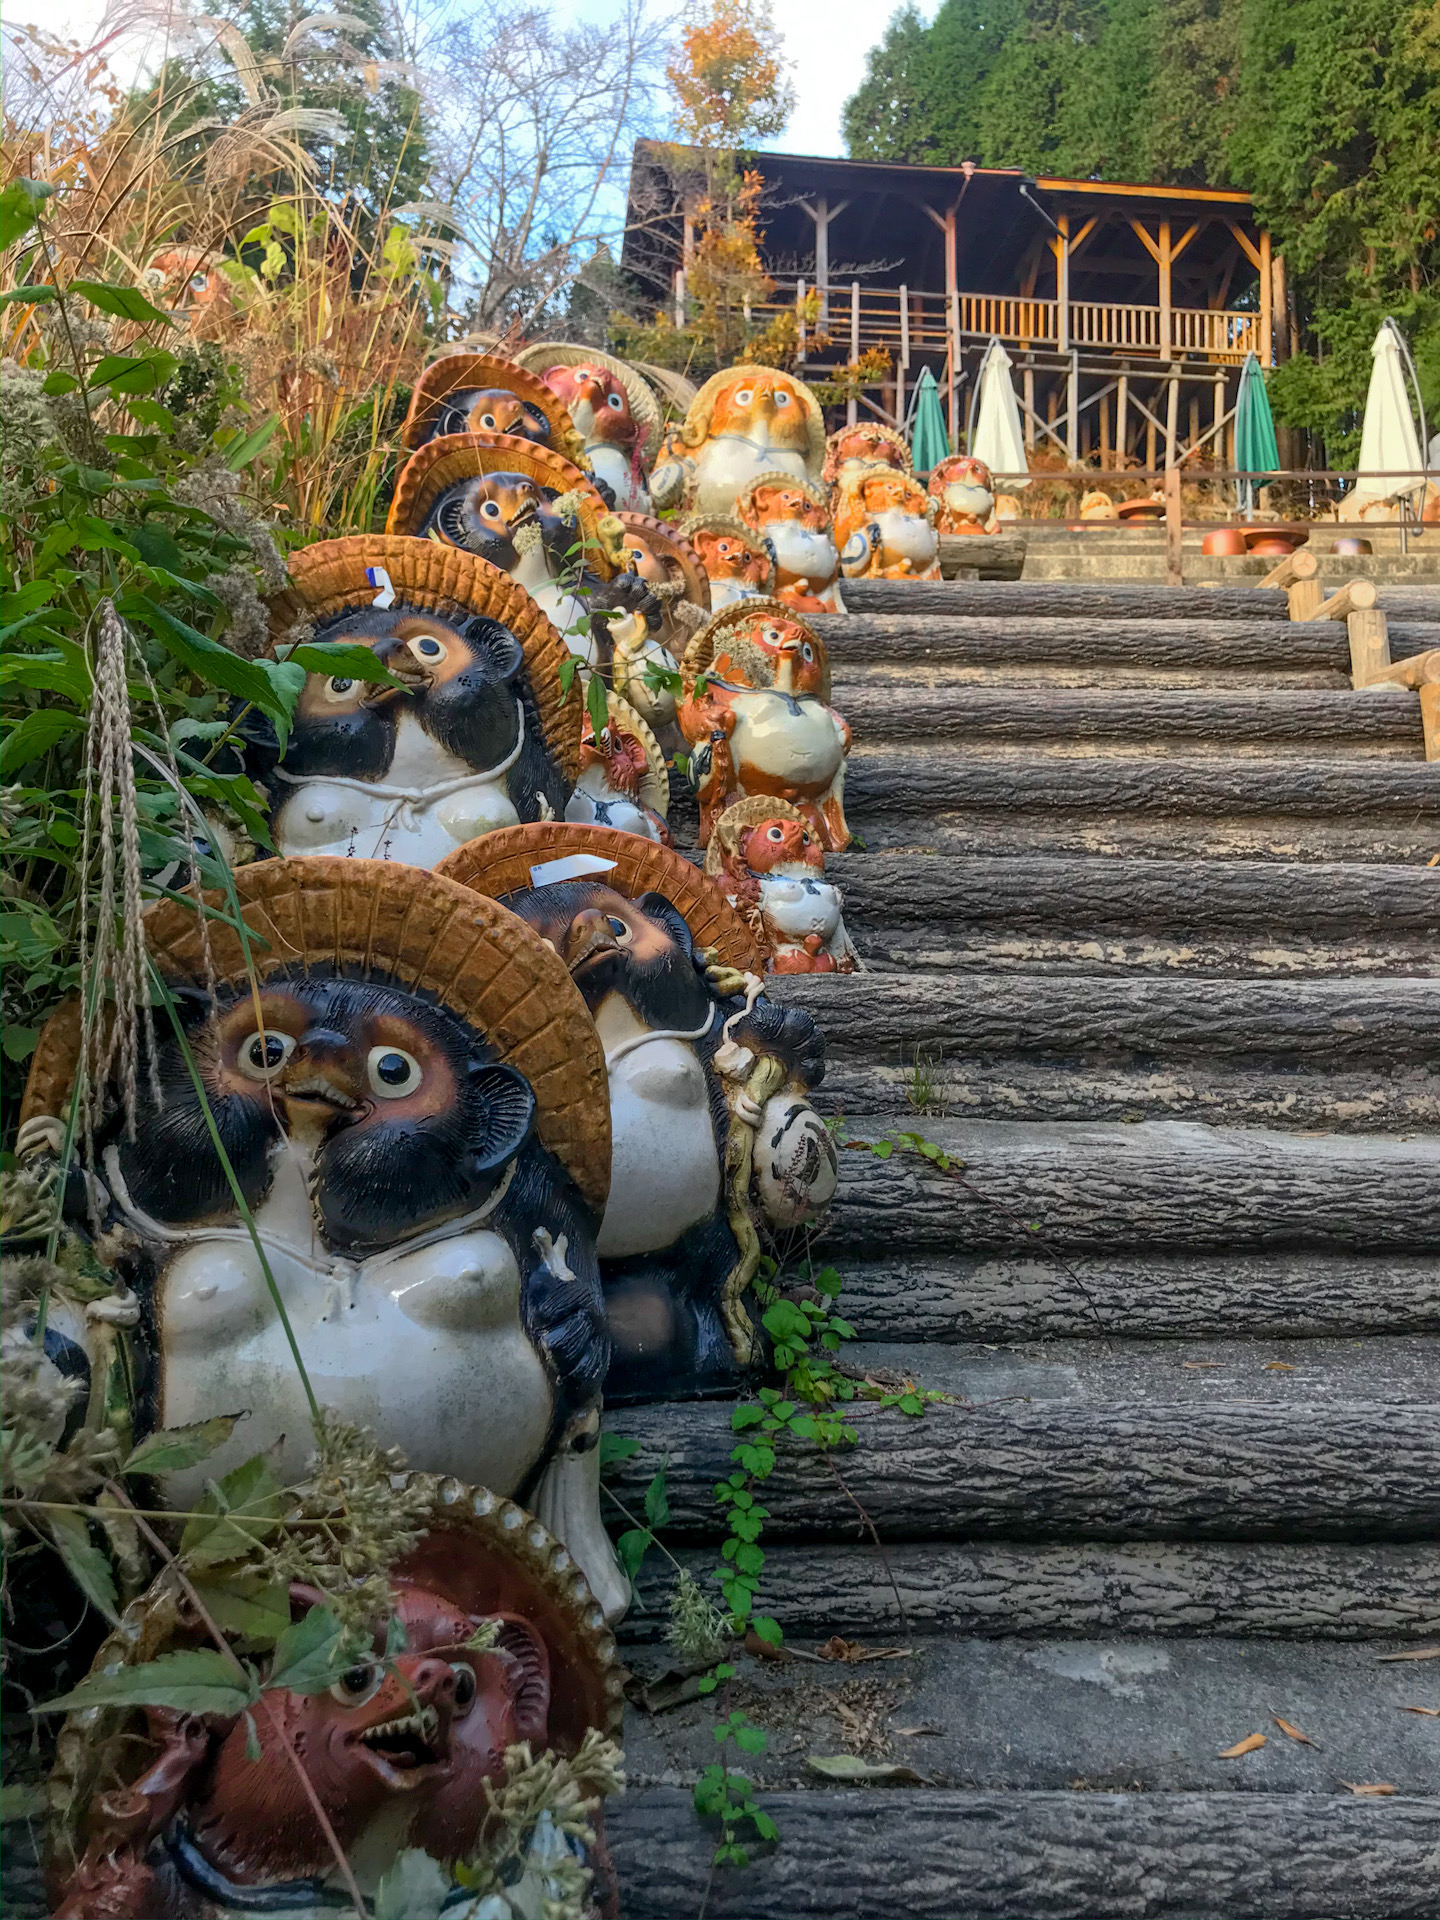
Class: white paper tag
365,565,396,609
529,853,619,888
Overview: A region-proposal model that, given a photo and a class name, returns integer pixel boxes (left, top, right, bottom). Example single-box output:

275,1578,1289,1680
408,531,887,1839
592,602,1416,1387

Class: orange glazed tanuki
835,465,941,579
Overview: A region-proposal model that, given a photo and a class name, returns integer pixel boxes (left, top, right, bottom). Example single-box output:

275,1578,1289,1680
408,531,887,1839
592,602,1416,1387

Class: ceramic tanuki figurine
927,453,997,533
680,513,776,610
607,513,710,737
705,795,860,974
678,599,852,851
1079,488,1118,521
400,350,588,466
48,1481,625,1919
822,422,912,493
735,470,845,613
386,433,659,667
437,826,837,1403
835,464,942,580
19,859,629,1620
650,364,826,516
253,537,580,864
516,343,663,513
565,690,672,844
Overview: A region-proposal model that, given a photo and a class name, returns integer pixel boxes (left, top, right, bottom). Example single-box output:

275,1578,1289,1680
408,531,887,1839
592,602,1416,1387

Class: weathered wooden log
817,1115,1440,1254
1308,578,1378,620
837,579,1293,620
625,1539,1440,1640
782,1251,1440,1343
834,684,1425,747
1377,586,1440,619
609,1789,1440,1919
604,1397,1440,1539
1347,608,1393,685
1257,549,1319,590
935,532,1027,579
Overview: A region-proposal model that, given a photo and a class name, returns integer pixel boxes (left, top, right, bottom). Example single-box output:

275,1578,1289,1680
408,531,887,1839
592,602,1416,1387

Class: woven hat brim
823,423,913,482
683,365,826,468
400,352,585,464
681,596,832,704
514,343,663,459
436,824,764,975
628,360,699,415
387,434,620,579
735,469,831,524
702,794,810,876
268,535,582,787
616,511,711,609
143,858,610,1211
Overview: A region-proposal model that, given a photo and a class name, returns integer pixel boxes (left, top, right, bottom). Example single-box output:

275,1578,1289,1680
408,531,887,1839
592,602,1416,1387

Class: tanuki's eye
367,1046,422,1097
606,915,632,942
734,388,753,405
325,676,356,701
606,391,625,411
408,634,446,662
238,1029,295,1081
329,1662,382,1707
801,642,815,662
767,826,785,841
450,1661,477,1711
480,413,497,429
773,391,791,406
480,500,503,519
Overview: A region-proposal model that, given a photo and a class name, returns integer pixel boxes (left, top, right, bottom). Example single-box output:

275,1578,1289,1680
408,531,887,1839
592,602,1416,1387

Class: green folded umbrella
1235,352,1279,476
908,366,950,475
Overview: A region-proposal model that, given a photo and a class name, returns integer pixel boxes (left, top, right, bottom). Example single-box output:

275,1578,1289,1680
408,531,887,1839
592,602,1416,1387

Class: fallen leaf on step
1377,1647,1440,1663
893,1724,940,1737
744,1629,794,1663
1399,1705,1440,1716
816,1636,913,1664
806,1754,924,1785
1218,1733,1267,1757
1181,1361,1223,1370
1262,1362,1296,1371
1271,1715,1318,1746
1343,1782,1396,1796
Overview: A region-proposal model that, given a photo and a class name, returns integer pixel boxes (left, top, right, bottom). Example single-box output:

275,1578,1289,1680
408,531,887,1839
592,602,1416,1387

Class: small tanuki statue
680,513,776,609
517,343,663,513
609,511,711,737
565,690,672,844
676,598,852,852
834,463,942,580
253,536,580,864
928,452,997,533
735,470,845,613
650,364,827,517
18,857,629,1619
705,796,860,974
400,349,589,466
47,1478,625,1918
436,824,838,1404
822,421,913,493
386,433,660,667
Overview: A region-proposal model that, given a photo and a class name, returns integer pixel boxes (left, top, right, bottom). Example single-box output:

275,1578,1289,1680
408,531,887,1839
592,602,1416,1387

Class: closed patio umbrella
1234,351,1279,513
1352,318,1427,508
907,366,950,475
968,336,1029,487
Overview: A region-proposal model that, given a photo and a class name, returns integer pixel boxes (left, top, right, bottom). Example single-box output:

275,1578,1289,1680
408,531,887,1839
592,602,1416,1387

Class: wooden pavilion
622,144,1286,473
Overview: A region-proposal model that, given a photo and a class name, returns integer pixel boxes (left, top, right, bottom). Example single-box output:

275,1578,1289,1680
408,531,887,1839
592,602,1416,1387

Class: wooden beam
1307,580,1377,622
1163,463,1183,586
1066,353,1079,465
1116,373,1128,467
1259,228,1273,368
1164,369,1180,466
1169,221,1201,265
1069,214,1100,256
1346,609,1392,687
1055,213,1070,352
848,281,861,426
1209,243,1239,311
1128,218,1162,264
1023,366,1036,451
1159,217,1173,361
1226,220,1263,273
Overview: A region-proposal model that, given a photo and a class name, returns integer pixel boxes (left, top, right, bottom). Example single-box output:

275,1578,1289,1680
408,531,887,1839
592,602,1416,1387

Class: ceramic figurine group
25,342,881,1919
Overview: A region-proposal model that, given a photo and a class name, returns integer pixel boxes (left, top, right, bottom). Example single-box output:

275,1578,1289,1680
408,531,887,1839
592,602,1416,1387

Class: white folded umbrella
969,337,1029,487
1353,318,1426,503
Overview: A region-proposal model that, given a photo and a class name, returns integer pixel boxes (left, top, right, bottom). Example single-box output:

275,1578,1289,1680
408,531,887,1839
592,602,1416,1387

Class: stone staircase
1016,522,1440,585
606,578,1440,1916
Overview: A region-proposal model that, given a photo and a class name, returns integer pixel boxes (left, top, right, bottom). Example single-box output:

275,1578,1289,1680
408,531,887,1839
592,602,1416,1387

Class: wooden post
1259,228,1273,368
1056,213,1070,353
1066,352,1079,467
796,277,806,362
1346,609,1391,685
1213,368,1225,466
899,283,911,367
813,195,830,330
1158,218,1172,361
1188,395,1200,459
1099,390,1111,470
1145,411,1157,473
1258,548,1322,621
1306,579,1377,622
944,207,959,446
1116,373,1128,468
1164,369,1180,468
1023,366,1036,451
673,268,685,329
1163,464,1182,586
847,280,861,426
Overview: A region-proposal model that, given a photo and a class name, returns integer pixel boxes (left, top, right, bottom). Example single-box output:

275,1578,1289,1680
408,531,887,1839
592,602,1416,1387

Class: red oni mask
543,365,639,450
741,816,824,876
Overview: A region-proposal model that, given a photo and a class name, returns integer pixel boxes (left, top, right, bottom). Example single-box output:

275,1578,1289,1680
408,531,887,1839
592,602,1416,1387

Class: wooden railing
744,280,1265,364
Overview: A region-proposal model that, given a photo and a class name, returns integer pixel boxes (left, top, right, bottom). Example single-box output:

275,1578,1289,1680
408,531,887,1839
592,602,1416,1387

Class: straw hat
436,824,764,975
47,1475,624,1875
266,534,583,788
822,422,913,485
734,470,830,529
22,859,611,1213
587,691,671,821
616,511,711,611
514,342,663,461
703,794,813,878
680,365,826,468
681,596,832,704
401,351,587,465
386,433,626,577
629,360,699,416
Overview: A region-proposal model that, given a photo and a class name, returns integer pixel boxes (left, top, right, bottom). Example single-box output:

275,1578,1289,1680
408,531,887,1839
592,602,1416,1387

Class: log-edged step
774,972,1440,1129
817,1116,1440,1257
846,750,1440,861
1378,585,1440,618
830,852,1440,977
605,1384,1440,1541
624,1539,1440,1641
611,1788,1440,1919
835,685,1426,757
840,580,1294,620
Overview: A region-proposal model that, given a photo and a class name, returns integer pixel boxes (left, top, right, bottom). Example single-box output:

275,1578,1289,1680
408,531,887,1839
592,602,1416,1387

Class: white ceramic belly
565,773,663,842
875,510,939,568
154,1148,553,1505
516,549,595,665
691,440,808,516
587,441,652,513
759,875,842,943
707,578,766,609
729,692,845,790
593,996,719,1257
